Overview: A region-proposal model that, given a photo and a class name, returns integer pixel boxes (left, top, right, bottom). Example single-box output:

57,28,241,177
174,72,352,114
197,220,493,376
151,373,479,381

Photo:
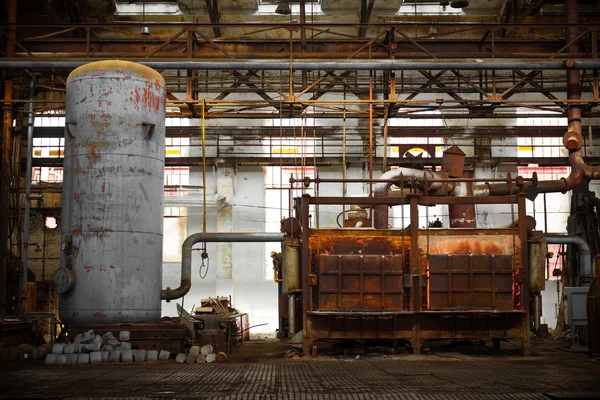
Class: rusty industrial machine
270,147,539,355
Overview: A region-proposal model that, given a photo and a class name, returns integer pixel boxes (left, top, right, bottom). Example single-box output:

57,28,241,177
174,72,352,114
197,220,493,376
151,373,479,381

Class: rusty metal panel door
429,254,513,310
318,255,404,310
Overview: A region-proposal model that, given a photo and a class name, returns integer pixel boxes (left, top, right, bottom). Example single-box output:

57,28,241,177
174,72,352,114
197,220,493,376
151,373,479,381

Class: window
163,167,190,262
258,0,323,15
115,1,181,16
33,137,64,158
32,167,63,184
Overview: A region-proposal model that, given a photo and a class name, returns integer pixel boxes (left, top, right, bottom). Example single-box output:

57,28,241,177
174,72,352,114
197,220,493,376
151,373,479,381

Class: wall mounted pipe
1,59,599,71
162,232,286,301
545,234,593,286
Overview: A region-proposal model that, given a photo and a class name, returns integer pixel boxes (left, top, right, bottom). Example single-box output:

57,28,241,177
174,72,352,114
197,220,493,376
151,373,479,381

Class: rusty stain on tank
93,312,107,319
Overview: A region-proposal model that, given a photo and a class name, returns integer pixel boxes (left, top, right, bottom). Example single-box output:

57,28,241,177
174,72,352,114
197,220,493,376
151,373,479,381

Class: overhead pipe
545,234,593,286
162,232,286,301
0,59,599,71
372,168,466,229
21,72,35,315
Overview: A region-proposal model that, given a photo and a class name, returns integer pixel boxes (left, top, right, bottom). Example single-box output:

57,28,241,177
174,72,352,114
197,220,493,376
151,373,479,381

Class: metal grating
2,355,600,399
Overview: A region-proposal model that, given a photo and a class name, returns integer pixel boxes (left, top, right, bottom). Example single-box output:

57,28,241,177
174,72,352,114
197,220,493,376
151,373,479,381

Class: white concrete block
89,352,102,364
51,343,65,355
146,350,158,362
134,349,146,362
121,350,134,363
119,331,130,341
77,354,90,364
200,345,213,355
206,353,216,363
63,344,75,354
109,350,121,362
158,350,170,361
100,351,109,362
67,354,78,365
175,353,186,363
45,354,57,365
56,354,68,365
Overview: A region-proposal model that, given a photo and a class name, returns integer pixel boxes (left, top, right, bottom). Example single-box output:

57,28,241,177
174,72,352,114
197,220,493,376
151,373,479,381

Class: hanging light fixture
275,1,291,15
428,26,438,38
450,0,470,8
141,1,150,36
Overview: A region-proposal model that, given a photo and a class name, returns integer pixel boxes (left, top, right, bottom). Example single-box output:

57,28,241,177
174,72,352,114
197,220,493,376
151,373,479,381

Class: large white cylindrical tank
57,60,166,325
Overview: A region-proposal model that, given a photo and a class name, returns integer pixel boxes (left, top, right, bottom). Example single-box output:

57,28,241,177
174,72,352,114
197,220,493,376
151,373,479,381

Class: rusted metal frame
205,0,222,38
449,70,490,99
417,70,467,105
146,29,186,58
22,27,79,41
306,196,518,206
517,194,530,355
513,69,564,107
301,194,311,353
195,30,234,59
243,71,285,98
5,21,600,29
291,177,533,184
358,0,376,38
185,31,197,117
1,31,33,56
297,32,386,98
498,70,543,99
409,195,420,354
403,70,447,101
314,71,370,101
300,0,307,89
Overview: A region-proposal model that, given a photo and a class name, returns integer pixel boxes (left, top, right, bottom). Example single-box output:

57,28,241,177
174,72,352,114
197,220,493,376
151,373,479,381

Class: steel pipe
545,234,593,285
162,232,286,301
0,59,599,71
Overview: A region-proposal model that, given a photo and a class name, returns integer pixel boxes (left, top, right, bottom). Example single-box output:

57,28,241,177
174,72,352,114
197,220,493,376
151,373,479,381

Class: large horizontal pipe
545,234,593,286
0,59,598,71
162,232,286,301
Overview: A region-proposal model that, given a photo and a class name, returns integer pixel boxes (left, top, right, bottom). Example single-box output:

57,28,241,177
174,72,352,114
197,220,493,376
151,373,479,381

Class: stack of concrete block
39,329,171,365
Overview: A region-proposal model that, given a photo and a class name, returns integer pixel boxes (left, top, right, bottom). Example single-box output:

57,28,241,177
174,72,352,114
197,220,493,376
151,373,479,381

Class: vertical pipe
409,196,419,311
299,0,307,89
0,0,17,315
566,0,582,145
369,72,373,196
21,74,35,315
301,194,310,353
202,99,207,233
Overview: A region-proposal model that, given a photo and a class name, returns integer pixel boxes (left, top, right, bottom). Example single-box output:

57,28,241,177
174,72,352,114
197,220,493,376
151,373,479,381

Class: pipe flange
54,268,75,295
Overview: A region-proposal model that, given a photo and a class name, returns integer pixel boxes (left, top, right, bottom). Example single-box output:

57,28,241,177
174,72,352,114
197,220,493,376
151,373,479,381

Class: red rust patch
84,265,93,273
102,182,106,192
109,265,116,269
93,312,107,318
72,311,79,317
80,97,87,103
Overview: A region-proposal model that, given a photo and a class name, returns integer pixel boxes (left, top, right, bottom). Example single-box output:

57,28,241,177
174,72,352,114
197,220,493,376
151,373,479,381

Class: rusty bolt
564,59,576,68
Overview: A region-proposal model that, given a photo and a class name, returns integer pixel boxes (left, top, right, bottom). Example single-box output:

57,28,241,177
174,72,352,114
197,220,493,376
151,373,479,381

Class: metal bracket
65,121,77,137
142,122,156,139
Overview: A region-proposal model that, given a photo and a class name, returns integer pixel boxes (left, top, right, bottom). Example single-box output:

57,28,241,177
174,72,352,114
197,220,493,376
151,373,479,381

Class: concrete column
216,166,234,295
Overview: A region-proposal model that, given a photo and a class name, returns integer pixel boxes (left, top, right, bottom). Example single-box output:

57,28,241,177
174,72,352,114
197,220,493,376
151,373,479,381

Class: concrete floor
1,341,600,399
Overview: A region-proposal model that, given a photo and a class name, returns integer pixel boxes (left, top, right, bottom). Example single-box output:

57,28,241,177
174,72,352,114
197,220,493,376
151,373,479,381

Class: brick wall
26,210,61,282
